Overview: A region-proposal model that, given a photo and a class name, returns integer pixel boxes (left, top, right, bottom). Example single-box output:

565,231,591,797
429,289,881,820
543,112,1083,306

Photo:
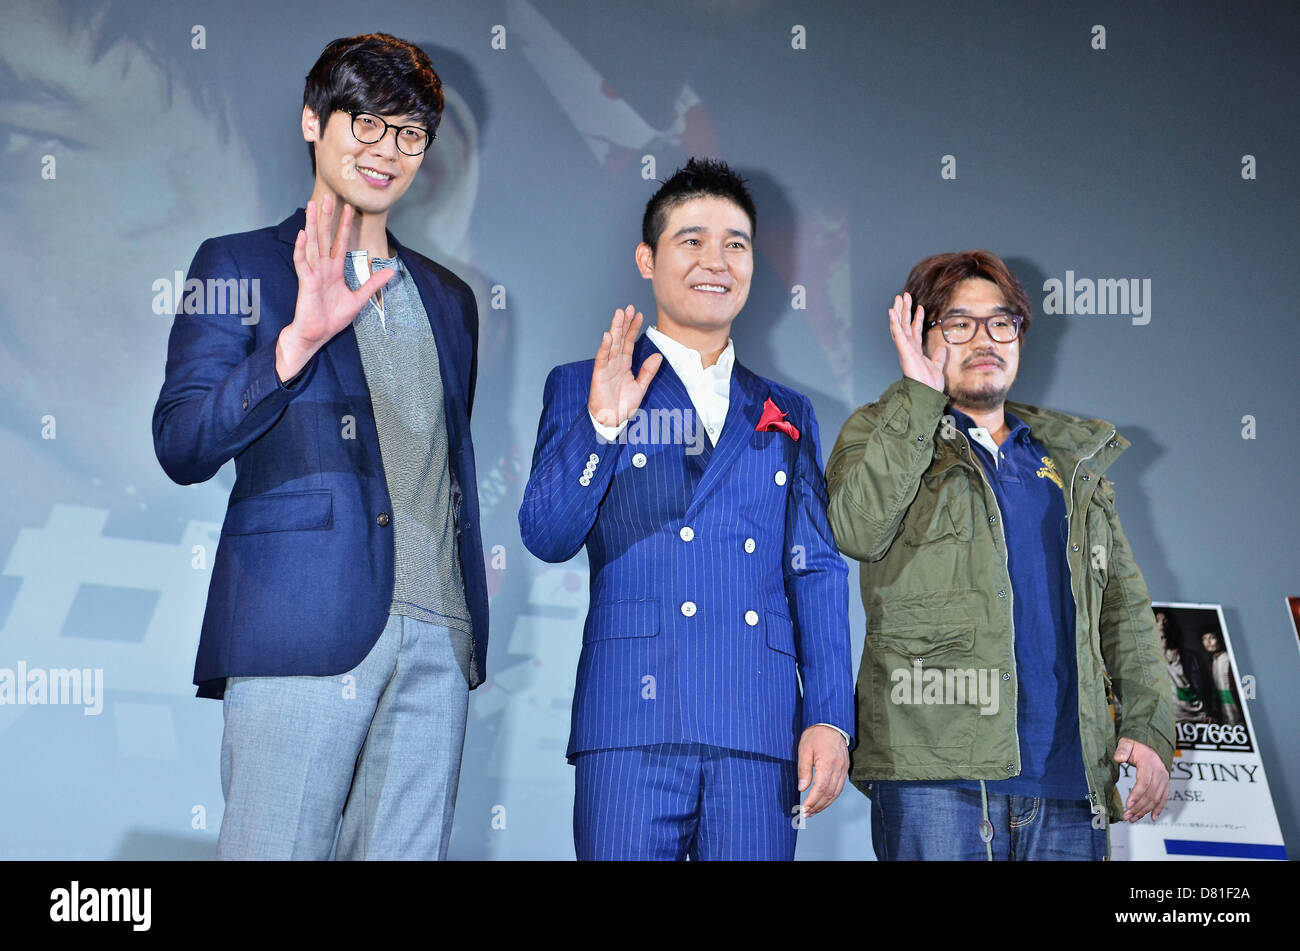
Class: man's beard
949,378,1011,410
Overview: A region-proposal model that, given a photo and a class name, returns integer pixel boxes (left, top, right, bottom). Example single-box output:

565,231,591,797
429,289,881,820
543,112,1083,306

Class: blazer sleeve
517,363,624,563
783,394,856,744
152,238,315,485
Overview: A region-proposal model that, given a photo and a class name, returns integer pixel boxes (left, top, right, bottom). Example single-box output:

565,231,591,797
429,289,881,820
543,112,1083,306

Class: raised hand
275,194,396,382
889,292,948,393
588,306,662,428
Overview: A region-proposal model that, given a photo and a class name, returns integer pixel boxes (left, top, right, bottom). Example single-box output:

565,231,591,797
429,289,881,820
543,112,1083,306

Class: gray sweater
344,250,473,642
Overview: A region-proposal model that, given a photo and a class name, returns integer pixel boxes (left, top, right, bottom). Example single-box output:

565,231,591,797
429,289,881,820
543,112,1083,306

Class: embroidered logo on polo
1036,455,1063,489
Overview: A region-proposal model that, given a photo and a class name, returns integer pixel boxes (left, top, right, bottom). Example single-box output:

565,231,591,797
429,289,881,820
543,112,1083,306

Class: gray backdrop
1,0,1295,860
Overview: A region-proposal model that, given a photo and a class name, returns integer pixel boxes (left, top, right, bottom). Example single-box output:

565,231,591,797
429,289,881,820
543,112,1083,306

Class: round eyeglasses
348,111,430,156
924,313,1024,344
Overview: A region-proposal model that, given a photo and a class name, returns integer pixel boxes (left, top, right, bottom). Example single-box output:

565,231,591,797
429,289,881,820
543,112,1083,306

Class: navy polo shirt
946,407,1088,800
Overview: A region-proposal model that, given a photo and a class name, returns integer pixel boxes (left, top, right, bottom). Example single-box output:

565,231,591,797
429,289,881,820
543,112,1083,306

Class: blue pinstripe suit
519,333,854,858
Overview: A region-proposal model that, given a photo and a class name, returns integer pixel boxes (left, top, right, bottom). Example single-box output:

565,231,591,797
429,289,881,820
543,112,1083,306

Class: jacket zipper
1064,428,1116,824
953,433,1020,777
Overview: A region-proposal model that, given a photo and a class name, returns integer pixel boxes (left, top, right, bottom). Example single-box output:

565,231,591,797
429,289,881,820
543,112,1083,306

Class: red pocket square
755,397,800,441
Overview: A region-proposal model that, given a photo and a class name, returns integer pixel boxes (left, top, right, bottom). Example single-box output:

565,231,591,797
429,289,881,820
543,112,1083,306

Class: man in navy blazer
153,34,487,860
519,159,854,860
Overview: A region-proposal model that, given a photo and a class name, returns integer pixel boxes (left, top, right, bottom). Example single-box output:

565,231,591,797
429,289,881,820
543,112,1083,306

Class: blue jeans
870,782,1108,861
217,614,471,860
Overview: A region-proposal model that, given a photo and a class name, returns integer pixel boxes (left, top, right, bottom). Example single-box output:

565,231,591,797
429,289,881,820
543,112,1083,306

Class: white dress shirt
589,325,734,443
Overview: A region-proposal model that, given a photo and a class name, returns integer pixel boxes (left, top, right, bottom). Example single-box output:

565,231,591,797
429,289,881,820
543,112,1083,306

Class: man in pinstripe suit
519,159,854,860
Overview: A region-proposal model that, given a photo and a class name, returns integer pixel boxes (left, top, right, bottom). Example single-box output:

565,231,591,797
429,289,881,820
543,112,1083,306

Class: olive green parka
826,377,1174,822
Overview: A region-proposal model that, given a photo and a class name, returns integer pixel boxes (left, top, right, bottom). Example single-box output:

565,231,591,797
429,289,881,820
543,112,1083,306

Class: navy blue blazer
519,333,854,763
153,209,489,698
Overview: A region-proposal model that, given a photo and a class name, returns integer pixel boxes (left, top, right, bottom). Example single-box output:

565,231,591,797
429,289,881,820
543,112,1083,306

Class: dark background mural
1,0,1295,859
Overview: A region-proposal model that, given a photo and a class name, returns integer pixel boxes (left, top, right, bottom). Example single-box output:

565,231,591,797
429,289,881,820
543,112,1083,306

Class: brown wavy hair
903,250,1033,352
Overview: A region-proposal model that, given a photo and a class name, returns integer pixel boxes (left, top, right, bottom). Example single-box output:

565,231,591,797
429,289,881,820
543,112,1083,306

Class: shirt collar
346,249,404,277
949,406,1032,449
646,325,734,380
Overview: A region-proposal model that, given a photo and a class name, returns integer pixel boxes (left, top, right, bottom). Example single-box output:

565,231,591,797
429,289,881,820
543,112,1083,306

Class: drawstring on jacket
979,780,993,861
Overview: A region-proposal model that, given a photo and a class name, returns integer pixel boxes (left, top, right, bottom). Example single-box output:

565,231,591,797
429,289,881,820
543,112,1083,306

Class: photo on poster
1152,603,1251,753
1159,602,1248,748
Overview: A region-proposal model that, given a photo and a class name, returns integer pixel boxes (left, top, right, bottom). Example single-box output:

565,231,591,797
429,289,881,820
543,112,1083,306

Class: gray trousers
216,614,471,860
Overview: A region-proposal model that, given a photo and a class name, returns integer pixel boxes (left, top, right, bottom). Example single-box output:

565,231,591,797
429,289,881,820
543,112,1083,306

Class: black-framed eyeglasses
924,313,1024,344
348,111,431,156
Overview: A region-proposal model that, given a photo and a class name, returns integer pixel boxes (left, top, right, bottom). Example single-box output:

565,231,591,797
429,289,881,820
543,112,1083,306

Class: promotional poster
1110,603,1287,861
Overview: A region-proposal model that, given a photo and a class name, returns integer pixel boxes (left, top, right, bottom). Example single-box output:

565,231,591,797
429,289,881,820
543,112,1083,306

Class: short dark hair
904,250,1034,351
1156,609,1186,649
641,158,757,252
303,33,444,175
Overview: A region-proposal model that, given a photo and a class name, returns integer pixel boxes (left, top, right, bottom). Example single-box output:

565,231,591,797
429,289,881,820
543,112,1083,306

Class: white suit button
744,538,756,553
579,475,591,487
632,452,647,468
744,610,759,626
588,453,599,464
681,601,697,617
679,526,695,542
774,470,787,486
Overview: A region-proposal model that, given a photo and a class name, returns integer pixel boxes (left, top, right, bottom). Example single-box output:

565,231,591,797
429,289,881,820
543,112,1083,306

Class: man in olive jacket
826,250,1173,860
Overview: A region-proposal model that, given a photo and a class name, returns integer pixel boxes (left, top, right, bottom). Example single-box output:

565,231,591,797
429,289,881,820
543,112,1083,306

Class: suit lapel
686,359,768,518
634,334,770,515
633,334,716,482
634,332,688,413
274,210,303,272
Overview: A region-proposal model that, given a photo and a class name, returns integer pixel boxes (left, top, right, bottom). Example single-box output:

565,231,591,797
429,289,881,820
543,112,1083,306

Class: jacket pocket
903,465,973,546
870,624,974,660
584,598,660,643
221,489,333,535
765,611,796,657
866,623,983,749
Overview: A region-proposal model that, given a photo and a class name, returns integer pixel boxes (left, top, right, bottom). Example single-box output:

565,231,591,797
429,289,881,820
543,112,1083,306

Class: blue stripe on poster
1164,839,1288,860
